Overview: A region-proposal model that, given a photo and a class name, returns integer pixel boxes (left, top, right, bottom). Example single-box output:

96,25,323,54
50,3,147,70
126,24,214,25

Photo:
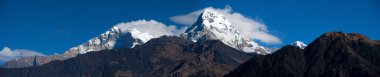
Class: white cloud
170,10,203,26
0,47,45,62
169,6,282,44
115,19,185,36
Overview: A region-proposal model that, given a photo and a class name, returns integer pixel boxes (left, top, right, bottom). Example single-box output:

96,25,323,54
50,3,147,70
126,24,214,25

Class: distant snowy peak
63,26,156,58
291,41,307,49
3,26,158,68
182,8,270,55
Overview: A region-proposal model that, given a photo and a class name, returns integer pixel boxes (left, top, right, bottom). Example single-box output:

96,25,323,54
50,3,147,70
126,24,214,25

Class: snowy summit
181,8,271,55
291,41,307,49
63,26,157,58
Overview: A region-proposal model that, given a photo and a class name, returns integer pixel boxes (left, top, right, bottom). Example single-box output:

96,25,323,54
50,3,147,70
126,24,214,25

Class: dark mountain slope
0,36,253,77
304,32,380,77
226,32,380,77
226,45,305,77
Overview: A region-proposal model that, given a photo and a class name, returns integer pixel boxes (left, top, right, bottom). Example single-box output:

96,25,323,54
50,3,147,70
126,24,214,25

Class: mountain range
2,8,276,68
0,36,254,77
1,8,379,77
2,25,157,68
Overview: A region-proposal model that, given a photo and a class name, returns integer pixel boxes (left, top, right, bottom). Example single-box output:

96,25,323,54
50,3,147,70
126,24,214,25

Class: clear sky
1,0,379,55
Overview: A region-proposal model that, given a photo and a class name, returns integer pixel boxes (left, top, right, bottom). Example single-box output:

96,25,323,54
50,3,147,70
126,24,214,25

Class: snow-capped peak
63,26,156,58
291,41,307,49
181,8,270,54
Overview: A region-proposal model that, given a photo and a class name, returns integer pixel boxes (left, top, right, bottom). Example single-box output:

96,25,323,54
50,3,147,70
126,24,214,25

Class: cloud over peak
115,19,186,36
0,47,45,62
169,6,282,44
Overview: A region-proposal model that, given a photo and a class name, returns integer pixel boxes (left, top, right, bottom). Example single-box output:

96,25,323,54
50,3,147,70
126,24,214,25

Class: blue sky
1,0,379,56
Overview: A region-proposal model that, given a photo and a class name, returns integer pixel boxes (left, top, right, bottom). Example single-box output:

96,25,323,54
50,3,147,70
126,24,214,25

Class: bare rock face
226,32,380,77
1,55,64,68
0,36,253,77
